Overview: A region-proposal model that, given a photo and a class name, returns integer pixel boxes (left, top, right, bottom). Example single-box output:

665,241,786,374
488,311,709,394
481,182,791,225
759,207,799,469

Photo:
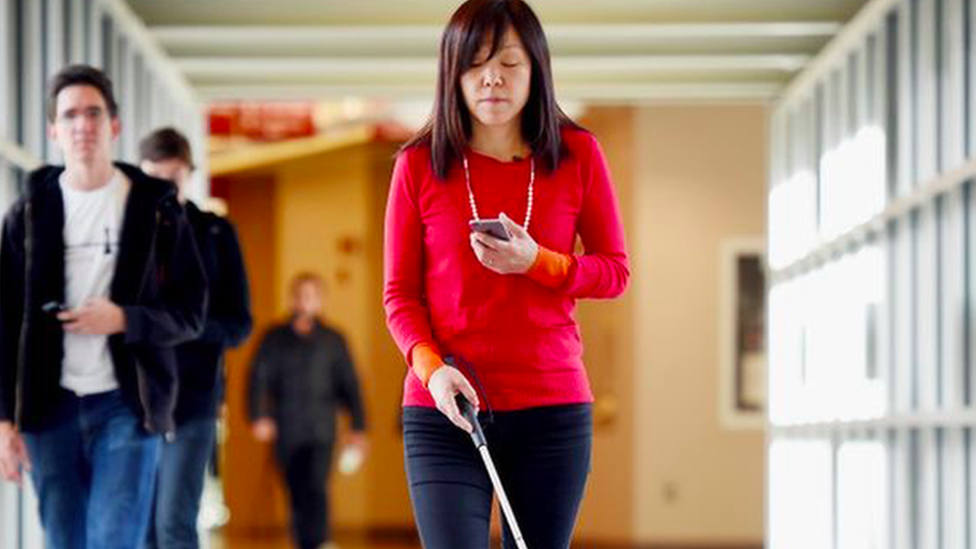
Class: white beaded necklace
462,153,535,230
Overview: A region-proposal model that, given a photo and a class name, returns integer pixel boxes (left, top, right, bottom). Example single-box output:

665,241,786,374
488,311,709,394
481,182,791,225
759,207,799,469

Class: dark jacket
247,320,366,449
174,201,252,425
0,163,208,435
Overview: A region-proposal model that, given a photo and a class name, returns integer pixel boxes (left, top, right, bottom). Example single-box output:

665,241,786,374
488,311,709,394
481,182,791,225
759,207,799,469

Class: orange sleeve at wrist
526,246,573,289
410,342,444,387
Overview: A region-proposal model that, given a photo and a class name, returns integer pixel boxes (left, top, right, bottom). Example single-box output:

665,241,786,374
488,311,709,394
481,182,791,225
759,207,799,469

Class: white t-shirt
59,170,130,395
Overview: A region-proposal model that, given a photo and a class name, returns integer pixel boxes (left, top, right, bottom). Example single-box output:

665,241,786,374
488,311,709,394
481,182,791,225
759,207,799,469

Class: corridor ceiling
126,0,871,103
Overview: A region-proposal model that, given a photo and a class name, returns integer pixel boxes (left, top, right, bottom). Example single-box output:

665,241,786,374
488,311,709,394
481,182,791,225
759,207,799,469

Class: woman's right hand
427,366,480,433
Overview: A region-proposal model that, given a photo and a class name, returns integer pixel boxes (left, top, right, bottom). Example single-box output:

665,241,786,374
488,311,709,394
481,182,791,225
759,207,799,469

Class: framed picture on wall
719,237,766,430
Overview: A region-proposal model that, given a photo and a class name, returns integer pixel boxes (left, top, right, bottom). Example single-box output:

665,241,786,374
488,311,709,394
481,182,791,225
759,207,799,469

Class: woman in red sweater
383,0,629,546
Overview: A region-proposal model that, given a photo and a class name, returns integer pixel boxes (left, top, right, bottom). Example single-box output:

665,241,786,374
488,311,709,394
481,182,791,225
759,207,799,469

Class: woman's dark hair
402,0,579,180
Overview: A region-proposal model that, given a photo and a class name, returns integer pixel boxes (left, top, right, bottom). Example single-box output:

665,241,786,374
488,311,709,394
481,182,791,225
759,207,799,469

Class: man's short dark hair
139,127,195,169
46,64,119,123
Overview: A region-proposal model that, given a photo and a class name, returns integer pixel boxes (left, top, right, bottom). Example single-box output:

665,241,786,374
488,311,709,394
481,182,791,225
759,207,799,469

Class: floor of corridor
212,532,420,549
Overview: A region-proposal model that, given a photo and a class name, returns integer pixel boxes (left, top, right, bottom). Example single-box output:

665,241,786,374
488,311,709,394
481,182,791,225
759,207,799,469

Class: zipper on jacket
131,207,164,434
14,201,32,428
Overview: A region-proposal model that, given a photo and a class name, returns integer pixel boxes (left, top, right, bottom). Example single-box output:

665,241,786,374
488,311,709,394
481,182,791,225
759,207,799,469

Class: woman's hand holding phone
469,212,539,275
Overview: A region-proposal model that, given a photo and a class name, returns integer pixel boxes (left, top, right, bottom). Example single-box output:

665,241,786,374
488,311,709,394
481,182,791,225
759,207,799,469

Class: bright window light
838,441,888,549
769,439,834,549
769,170,818,269
819,125,887,240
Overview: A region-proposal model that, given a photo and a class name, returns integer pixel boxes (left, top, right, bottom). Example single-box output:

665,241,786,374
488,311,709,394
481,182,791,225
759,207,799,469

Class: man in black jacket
248,272,367,549
139,127,252,549
0,65,207,549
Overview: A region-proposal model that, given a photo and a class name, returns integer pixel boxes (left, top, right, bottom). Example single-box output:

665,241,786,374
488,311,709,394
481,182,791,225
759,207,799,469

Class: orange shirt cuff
411,342,444,387
526,246,573,289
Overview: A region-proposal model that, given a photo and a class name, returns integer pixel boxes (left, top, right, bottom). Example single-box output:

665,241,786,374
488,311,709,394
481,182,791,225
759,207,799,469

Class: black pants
277,441,335,549
403,404,592,549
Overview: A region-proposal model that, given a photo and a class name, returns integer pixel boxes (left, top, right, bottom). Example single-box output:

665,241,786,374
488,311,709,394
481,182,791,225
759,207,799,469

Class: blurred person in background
140,127,253,549
248,272,368,549
383,0,629,547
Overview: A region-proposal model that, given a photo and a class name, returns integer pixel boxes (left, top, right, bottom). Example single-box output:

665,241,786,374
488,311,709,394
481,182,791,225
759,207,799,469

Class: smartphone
469,218,511,241
41,301,66,317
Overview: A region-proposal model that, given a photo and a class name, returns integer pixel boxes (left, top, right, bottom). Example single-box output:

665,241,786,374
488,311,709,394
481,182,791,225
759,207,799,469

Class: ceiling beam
96,0,199,106
125,0,867,26
153,22,840,43
195,82,784,103
778,0,897,110
177,54,810,80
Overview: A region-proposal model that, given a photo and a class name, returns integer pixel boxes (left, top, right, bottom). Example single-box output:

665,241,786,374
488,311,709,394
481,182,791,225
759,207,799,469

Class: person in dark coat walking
248,272,367,549
139,127,253,549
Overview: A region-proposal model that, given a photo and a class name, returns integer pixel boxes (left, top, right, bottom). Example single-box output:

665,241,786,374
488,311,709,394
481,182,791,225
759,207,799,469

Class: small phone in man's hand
41,301,66,318
469,218,511,241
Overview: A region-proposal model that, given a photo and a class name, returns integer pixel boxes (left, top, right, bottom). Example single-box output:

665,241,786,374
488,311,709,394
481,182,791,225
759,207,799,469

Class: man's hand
251,417,277,442
0,421,30,485
59,298,127,335
338,431,369,475
347,431,369,454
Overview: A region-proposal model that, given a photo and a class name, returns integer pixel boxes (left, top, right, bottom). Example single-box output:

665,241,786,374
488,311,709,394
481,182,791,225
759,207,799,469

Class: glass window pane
21,0,44,159
969,0,976,156
896,0,915,197
893,217,914,413
916,203,939,410
891,430,913,549
941,429,966,549
769,439,833,549
769,101,818,269
940,0,966,171
768,278,805,425
838,440,888,549
940,188,968,409
917,430,939,548
0,0,11,144
916,0,939,181
0,479,19,549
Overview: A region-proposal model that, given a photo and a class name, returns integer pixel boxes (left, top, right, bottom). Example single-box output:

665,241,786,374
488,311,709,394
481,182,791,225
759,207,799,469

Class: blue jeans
145,417,216,549
23,389,161,549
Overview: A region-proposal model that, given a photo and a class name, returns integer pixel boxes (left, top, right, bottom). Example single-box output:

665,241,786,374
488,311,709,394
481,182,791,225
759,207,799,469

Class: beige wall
222,173,293,535
573,107,637,544
222,142,415,535
274,146,373,528
632,105,767,544
272,143,414,531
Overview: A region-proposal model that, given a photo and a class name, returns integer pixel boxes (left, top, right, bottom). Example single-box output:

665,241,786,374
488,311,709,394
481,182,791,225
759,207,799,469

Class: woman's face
460,27,532,132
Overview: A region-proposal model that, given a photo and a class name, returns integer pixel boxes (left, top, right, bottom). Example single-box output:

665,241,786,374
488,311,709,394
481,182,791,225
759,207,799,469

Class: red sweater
383,128,629,410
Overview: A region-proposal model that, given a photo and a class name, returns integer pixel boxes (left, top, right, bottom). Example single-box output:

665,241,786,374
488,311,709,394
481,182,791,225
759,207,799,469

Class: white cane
456,394,529,549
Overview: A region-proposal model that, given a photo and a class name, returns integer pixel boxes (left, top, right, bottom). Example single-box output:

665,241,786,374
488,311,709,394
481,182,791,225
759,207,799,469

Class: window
0,1,204,544
769,0,976,546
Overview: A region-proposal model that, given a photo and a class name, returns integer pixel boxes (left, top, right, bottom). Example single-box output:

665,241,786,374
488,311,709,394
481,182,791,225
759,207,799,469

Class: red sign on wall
209,102,316,141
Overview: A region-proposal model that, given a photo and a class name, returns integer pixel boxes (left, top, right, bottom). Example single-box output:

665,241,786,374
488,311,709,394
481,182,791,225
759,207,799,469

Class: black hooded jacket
0,163,208,435
173,201,252,425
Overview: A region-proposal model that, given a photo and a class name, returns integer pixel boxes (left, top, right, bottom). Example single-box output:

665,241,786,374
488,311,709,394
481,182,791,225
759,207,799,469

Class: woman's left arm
474,135,630,298
525,135,629,298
